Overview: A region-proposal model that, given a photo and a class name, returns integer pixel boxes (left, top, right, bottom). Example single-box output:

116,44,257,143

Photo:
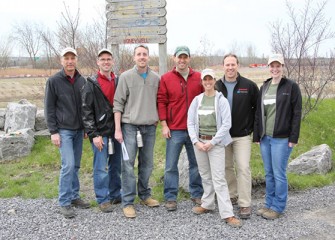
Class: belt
199,135,213,140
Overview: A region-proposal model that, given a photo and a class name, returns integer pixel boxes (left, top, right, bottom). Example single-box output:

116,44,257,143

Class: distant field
0,67,269,108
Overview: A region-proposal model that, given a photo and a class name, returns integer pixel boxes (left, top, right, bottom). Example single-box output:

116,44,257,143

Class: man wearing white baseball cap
45,47,90,218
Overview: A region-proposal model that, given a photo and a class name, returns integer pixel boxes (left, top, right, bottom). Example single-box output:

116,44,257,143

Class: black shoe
60,206,75,219
71,198,90,209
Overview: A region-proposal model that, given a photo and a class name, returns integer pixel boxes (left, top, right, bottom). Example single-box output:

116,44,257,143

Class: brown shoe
165,201,177,211
123,205,136,218
239,207,251,219
230,197,238,206
256,207,269,216
262,209,281,220
110,198,122,205
99,202,114,213
191,198,202,205
140,197,159,207
192,206,210,215
224,216,243,228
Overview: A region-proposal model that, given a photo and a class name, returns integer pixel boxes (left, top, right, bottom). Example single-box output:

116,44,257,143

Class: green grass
0,99,334,199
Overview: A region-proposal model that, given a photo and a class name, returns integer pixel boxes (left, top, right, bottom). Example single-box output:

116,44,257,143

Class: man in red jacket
157,46,204,211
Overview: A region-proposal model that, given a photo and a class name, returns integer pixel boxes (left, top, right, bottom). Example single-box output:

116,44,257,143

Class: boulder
178,148,190,192
4,99,37,132
0,128,35,161
35,109,47,131
0,108,5,130
288,144,332,175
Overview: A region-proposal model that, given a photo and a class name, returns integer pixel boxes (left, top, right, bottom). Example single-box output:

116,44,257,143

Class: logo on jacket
237,88,248,94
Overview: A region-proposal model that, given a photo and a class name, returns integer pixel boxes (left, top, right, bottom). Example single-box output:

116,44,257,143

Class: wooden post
111,44,120,75
159,42,167,76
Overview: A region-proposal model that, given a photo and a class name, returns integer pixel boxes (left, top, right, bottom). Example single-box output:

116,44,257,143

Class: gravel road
1,184,334,240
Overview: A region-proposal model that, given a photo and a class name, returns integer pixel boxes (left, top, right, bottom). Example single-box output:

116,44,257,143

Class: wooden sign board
106,7,166,19
106,0,166,12
108,35,167,44
107,17,166,28
109,26,167,36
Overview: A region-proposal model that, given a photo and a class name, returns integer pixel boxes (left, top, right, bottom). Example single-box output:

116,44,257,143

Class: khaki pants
225,135,252,207
193,143,234,219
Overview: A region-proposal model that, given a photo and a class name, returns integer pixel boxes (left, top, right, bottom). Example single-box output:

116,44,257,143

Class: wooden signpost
106,0,168,75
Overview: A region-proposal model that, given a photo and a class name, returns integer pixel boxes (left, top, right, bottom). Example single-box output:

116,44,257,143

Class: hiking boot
99,202,114,213
239,207,251,219
224,216,243,228
256,207,269,216
71,198,90,209
140,197,159,207
262,209,281,220
192,206,210,215
230,197,238,206
110,198,122,205
191,198,202,205
60,205,75,219
123,205,136,218
165,201,177,211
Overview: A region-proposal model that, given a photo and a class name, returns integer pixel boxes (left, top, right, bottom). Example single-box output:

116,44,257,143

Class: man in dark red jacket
157,46,203,211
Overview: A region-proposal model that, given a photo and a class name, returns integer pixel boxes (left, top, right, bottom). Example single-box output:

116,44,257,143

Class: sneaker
140,197,159,207
256,207,269,216
60,205,75,219
230,197,238,206
239,207,251,219
224,216,243,228
165,201,177,211
71,198,90,209
123,205,136,218
191,198,202,205
99,202,114,213
192,206,210,215
262,209,281,220
110,198,122,205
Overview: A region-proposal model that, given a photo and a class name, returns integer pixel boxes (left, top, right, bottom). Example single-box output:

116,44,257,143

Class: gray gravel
1,184,334,240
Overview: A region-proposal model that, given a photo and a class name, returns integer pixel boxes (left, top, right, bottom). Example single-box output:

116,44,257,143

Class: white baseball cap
268,53,284,65
201,68,215,80
61,47,77,56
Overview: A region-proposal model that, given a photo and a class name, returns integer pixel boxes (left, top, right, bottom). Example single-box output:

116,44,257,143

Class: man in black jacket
45,47,90,219
81,49,121,213
215,54,259,219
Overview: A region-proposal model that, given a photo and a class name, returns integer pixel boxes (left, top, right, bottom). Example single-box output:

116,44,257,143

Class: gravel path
1,184,334,240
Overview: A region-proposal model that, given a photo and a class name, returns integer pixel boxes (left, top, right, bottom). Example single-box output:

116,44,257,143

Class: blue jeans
58,129,84,207
260,135,293,213
121,123,156,207
92,135,121,204
164,130,203,201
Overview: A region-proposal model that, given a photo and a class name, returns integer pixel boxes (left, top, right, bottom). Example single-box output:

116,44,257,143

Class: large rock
4,99,37,132
178,148,190,192
0,128,35,161
288,144,332,175
0,108,5,130
35,109,47,131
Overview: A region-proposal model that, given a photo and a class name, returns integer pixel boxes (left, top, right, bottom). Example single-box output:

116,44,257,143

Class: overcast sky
1,0,334,57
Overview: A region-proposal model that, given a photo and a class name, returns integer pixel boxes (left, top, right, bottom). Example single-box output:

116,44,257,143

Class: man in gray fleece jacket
113,44,160,218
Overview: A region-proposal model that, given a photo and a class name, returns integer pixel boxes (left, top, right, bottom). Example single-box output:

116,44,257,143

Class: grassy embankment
0,99,334,203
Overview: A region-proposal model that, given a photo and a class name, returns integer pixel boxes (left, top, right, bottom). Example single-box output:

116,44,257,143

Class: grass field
0,66,268,108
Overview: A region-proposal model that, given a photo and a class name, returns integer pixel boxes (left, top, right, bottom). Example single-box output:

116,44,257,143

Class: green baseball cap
174,46,190,57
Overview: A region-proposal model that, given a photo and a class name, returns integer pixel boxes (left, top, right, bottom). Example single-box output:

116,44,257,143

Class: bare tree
270,0,335,118
12,21,41,68
40,28,61,71
0,35,13,68
56,1,81,48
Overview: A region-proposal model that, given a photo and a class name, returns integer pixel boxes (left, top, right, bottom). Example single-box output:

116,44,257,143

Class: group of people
44,45,302,228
